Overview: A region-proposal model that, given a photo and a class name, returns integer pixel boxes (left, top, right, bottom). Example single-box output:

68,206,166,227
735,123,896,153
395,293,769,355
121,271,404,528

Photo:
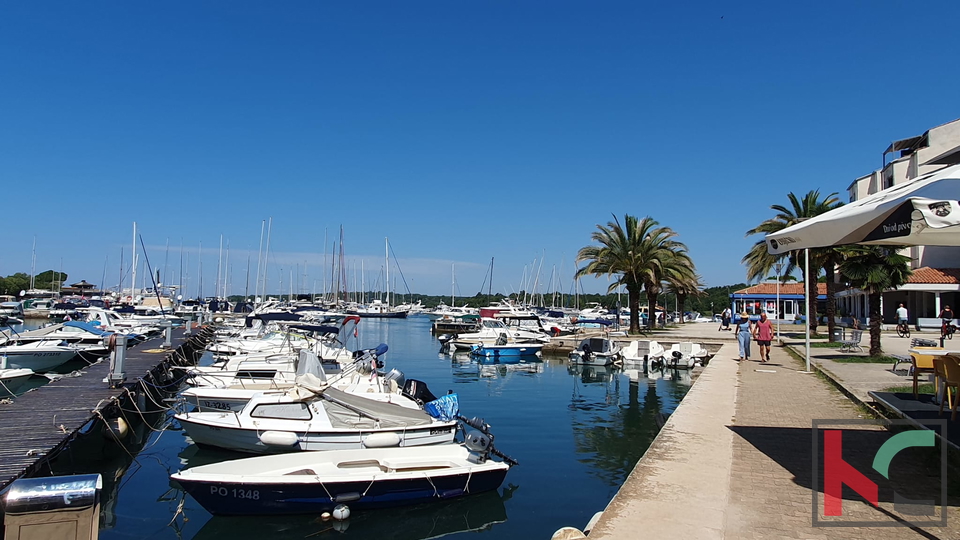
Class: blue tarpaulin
424,393,460,421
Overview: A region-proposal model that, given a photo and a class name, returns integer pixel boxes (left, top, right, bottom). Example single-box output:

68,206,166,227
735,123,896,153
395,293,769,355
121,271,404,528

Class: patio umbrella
765,162,960,369
766,163,960,255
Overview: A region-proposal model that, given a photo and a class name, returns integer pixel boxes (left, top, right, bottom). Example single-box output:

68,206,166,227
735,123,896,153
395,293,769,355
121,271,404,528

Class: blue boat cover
64,321,112,336
424,393,460,421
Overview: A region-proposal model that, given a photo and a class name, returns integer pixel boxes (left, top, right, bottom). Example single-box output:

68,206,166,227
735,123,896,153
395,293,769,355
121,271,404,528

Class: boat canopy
64,321,112,336
320,387,435,429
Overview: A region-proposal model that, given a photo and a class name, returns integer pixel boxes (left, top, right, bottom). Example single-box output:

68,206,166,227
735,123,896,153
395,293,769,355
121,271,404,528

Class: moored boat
171,440,513,516
0,367,34,396
568,337,622,366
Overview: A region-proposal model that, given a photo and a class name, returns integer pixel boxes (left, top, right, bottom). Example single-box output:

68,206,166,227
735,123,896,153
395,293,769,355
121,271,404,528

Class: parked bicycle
896,320,910,338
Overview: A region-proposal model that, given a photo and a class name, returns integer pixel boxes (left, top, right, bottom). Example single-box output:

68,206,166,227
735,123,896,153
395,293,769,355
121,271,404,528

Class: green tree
743,190,842,336
576,215,691,333
33,270,67,291
0,273,30,296
668,272,704,324
838,246,911,356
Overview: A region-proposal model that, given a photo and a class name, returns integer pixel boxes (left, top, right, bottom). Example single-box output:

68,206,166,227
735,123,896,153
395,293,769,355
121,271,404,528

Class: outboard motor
383,368,405,390
464,428,492,463
402,379,438,405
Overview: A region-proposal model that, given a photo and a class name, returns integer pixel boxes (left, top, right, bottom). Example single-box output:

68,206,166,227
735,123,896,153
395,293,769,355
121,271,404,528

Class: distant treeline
223,284,748,315
0,271,68,296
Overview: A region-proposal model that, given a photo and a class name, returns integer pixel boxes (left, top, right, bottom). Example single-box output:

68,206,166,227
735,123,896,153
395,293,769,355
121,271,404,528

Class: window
250,402,312,420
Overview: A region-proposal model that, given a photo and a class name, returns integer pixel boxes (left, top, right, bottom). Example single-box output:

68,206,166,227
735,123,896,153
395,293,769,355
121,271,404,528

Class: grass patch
809,342,842,348
882,383,936,395
830,355,899,364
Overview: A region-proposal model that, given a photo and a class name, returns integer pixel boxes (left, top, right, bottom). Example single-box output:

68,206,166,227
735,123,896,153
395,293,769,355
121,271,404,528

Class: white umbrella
766,163,960,255
765,162,960,370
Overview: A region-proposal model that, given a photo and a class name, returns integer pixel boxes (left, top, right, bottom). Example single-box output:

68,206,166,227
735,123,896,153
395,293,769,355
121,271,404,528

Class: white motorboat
448,318,549,351
0,341,79,372
568,337,622,366
182,345,398,412
621,340,666,364
0,368,34,396
171,439,513,516
175,379,458,454
659,342,709,370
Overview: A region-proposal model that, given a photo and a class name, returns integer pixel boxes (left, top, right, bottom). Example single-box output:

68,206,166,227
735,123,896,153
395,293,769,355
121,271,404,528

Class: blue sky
2,2,959,298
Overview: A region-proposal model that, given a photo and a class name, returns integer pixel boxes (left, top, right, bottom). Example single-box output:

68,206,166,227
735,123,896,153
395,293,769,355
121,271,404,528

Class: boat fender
102,417,129,441
259,431,299,447
334,492,361,503
438,488,466,499
361,432,401,448
332,504,351,520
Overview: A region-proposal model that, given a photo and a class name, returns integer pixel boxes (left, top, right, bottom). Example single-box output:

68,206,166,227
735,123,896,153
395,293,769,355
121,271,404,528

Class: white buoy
320,512,331,521
332,504,350,521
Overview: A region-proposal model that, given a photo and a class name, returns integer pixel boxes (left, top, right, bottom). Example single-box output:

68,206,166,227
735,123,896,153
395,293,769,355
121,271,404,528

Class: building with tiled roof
729,282,827,321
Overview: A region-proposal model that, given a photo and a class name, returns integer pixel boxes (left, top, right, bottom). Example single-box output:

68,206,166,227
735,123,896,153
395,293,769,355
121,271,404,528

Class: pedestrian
719,308,731,331
754,312,774,363
736,312,754,362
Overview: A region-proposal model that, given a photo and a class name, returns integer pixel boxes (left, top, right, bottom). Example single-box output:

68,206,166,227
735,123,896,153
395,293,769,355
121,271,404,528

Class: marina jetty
0,326,214,491
555,323,960,539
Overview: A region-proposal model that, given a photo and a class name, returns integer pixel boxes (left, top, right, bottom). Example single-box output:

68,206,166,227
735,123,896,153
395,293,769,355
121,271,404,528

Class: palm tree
667,272,704,324
576,215,689,333
743,190,842,336
838,246,911,356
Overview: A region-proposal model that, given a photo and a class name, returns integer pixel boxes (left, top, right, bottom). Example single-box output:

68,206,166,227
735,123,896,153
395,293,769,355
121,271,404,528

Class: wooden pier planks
0,329,191,490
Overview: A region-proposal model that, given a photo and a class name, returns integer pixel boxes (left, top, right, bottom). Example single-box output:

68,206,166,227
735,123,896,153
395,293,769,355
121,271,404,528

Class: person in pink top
753,312,774,363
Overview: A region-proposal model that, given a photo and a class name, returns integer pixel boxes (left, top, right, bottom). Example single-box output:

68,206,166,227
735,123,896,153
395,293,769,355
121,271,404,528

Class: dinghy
568,337,622,366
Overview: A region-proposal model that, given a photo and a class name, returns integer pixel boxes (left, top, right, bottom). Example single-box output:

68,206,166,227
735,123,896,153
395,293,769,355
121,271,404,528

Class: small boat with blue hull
469,342,544,358
171,443,512,516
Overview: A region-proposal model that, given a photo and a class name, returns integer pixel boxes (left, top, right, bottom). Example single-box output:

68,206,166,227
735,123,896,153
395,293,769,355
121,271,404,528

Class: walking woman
754,312,774,362
736,312,755,362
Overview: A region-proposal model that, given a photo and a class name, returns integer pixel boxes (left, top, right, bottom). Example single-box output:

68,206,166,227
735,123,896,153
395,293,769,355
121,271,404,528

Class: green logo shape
872,430,935,479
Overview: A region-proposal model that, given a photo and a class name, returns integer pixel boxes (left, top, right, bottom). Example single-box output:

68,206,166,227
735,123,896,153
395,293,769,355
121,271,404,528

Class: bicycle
896,320,910,338
943,321,956,341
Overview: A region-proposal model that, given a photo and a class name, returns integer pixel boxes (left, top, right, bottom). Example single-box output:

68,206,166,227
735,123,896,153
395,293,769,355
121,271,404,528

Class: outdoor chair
909,347,943,398
837,329,864,353
937,356,960,421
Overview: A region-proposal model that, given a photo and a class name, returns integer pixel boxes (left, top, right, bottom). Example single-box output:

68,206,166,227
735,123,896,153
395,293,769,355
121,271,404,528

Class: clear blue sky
3,2,959,298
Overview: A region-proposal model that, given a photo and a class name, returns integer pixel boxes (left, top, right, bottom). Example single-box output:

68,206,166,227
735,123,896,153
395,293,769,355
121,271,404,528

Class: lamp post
775,261,783,340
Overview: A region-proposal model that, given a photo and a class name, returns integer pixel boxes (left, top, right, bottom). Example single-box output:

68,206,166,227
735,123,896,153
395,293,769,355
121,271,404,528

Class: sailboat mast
451,263,455,307
385,237,390,307
131,222,137,300
30,237,36,290
263,217,273,300
255,220,265,303
489,257,494,297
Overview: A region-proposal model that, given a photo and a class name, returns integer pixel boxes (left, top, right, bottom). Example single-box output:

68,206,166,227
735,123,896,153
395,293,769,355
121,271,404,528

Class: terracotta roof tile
907,267,960,285
732,283,826,295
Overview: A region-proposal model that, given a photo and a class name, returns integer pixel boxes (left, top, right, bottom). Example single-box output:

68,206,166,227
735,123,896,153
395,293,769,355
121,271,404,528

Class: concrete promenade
577,322,958,539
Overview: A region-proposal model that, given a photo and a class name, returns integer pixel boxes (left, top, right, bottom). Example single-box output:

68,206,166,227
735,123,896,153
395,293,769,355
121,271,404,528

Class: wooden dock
0,327,213,491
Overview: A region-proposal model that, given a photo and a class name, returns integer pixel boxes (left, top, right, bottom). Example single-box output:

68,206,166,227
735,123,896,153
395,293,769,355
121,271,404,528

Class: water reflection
568,363,688,488
191,485,517,540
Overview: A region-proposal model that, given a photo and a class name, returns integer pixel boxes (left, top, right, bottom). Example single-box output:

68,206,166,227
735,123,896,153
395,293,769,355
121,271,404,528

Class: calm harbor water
15,317,692,539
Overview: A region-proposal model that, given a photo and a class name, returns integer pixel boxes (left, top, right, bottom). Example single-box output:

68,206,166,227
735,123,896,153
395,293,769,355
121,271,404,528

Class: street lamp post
775,261,783,340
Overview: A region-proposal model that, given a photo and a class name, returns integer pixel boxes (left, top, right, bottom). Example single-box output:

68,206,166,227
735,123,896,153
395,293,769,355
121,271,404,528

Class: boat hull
0,348,77,372
0,368,34,396
470,345,543,358
177,416,458,454
176,465,507,516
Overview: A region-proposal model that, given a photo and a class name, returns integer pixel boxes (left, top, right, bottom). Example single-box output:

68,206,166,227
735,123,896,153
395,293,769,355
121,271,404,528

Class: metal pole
804,248,811,372
776,262,782,340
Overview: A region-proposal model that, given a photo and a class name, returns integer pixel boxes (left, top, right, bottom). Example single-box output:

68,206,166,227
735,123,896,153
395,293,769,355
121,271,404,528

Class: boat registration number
201,400,233,411
210,486,260,500
430,427,452,435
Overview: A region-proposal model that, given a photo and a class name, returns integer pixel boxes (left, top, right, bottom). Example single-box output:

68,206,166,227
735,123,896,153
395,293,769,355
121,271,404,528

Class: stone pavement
580,337,959,539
